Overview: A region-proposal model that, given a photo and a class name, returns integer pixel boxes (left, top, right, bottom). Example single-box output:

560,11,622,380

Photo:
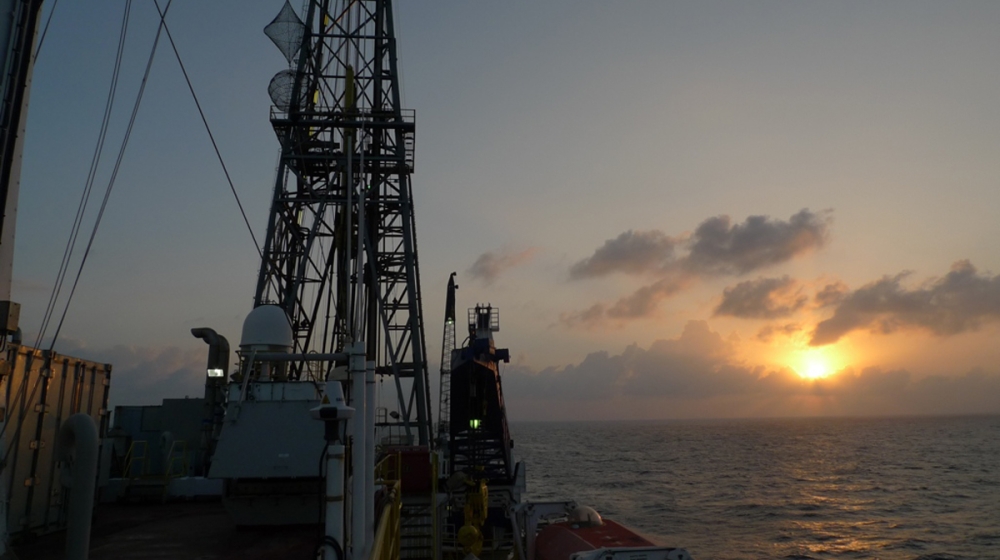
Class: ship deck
12,501,319,560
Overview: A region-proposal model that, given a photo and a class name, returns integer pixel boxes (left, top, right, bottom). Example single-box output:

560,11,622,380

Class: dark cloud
714,276,806,319
683,209,829,275
560,275,693,327
569,230,679,279
564,210,830,326
815,281,849,307
756,322,802,342
468,248,538,285
606,275,692,319
504,321,749,403
558,303,608,329
498,321,1000,421
811,260,1000,345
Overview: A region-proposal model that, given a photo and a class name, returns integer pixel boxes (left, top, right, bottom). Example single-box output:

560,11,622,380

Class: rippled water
512,416,1000,560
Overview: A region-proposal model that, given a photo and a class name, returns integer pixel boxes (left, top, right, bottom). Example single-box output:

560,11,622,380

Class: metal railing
164,440,189,478
123,440,148,478
370,453,402,560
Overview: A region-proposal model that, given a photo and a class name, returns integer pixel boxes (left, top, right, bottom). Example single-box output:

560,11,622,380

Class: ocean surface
511,416,1000,560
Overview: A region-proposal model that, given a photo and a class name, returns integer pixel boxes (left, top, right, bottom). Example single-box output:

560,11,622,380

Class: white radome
240,304,294,351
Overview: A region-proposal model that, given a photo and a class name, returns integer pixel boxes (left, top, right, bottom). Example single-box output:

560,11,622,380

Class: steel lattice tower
255,0,432,445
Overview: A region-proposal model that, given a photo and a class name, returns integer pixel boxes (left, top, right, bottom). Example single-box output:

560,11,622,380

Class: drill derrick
256,0,431,444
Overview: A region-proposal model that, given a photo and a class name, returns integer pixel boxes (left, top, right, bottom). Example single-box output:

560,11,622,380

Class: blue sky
13,1,1000,418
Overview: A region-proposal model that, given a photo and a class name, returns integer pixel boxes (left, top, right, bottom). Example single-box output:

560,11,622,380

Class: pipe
318,381,353,560
326,441,347,560
58,413,99,560
349,343,366,560
365,360,376,554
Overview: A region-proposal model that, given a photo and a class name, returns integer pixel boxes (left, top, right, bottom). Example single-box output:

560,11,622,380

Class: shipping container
0,344,111,540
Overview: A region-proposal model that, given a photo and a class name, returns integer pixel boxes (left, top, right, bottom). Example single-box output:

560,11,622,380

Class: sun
792,347,841,380
802,358,831,379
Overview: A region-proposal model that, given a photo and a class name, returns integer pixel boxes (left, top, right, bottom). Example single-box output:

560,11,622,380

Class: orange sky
12,2,1000,419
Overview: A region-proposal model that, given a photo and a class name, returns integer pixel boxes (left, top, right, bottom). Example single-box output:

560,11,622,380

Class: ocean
512,415,1000,560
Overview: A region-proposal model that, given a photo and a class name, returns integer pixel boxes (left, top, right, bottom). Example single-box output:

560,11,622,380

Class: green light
470,418,481,429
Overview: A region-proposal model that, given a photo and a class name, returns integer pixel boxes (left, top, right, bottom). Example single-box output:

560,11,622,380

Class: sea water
512,415,1000,560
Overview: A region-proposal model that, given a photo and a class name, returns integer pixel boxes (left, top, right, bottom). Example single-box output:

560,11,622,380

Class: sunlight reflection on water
513,416,1000,560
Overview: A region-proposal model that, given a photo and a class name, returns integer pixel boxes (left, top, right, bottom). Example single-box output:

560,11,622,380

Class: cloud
756,322,802,342
683,209,829,275
563,210,830,325
606,275,693,318
569,230,680,279
498,320,1000,421
54,339,209,407
811,260,1000,345
814,281,849,307
468,248,538,285
504,321,749,402
714,276,806,319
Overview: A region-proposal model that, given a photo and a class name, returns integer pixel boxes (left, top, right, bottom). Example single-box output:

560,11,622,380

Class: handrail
164,440,188,478
369,452,402,560
368,480,400,560
123,440,148,478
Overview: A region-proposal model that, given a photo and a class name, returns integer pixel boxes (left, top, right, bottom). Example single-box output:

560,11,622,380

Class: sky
12,1,1000,420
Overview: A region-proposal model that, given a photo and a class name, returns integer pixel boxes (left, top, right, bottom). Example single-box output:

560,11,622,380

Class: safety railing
164,440,189,478
370,452,402,560
123,440,149,478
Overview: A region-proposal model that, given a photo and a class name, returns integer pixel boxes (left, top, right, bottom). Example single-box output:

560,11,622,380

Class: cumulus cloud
714,276,806,319
54,339,209,407
569,230,679,279
504,321,747,402
683,209,829,275
499,320,1000,420
563,210,830,325
468,248,538,285
561,275,694,327
811,260,1000,345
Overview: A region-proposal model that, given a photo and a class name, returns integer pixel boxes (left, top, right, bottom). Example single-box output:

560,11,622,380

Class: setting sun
792,347,843,380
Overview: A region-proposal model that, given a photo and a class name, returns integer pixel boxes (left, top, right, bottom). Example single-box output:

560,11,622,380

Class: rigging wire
0,0,137,459
34,0,132,351
152,0,263,259
47,0,173,351
32,0,59,60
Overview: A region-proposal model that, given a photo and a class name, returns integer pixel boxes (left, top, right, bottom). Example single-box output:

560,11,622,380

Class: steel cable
34,1,132,351
0,0,135,459
152,0,263,259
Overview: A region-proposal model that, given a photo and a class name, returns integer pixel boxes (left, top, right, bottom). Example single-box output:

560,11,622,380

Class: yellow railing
123,440,149,478
164,440,189,478
370,452,402,560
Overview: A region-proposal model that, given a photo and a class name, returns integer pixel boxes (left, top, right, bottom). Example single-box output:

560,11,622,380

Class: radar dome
240,305,293,352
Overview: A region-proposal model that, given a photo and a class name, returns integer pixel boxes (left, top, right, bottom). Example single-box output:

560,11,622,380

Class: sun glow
792,347,842,380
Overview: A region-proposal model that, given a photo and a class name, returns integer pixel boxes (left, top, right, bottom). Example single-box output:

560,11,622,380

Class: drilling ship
0,2,694,559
